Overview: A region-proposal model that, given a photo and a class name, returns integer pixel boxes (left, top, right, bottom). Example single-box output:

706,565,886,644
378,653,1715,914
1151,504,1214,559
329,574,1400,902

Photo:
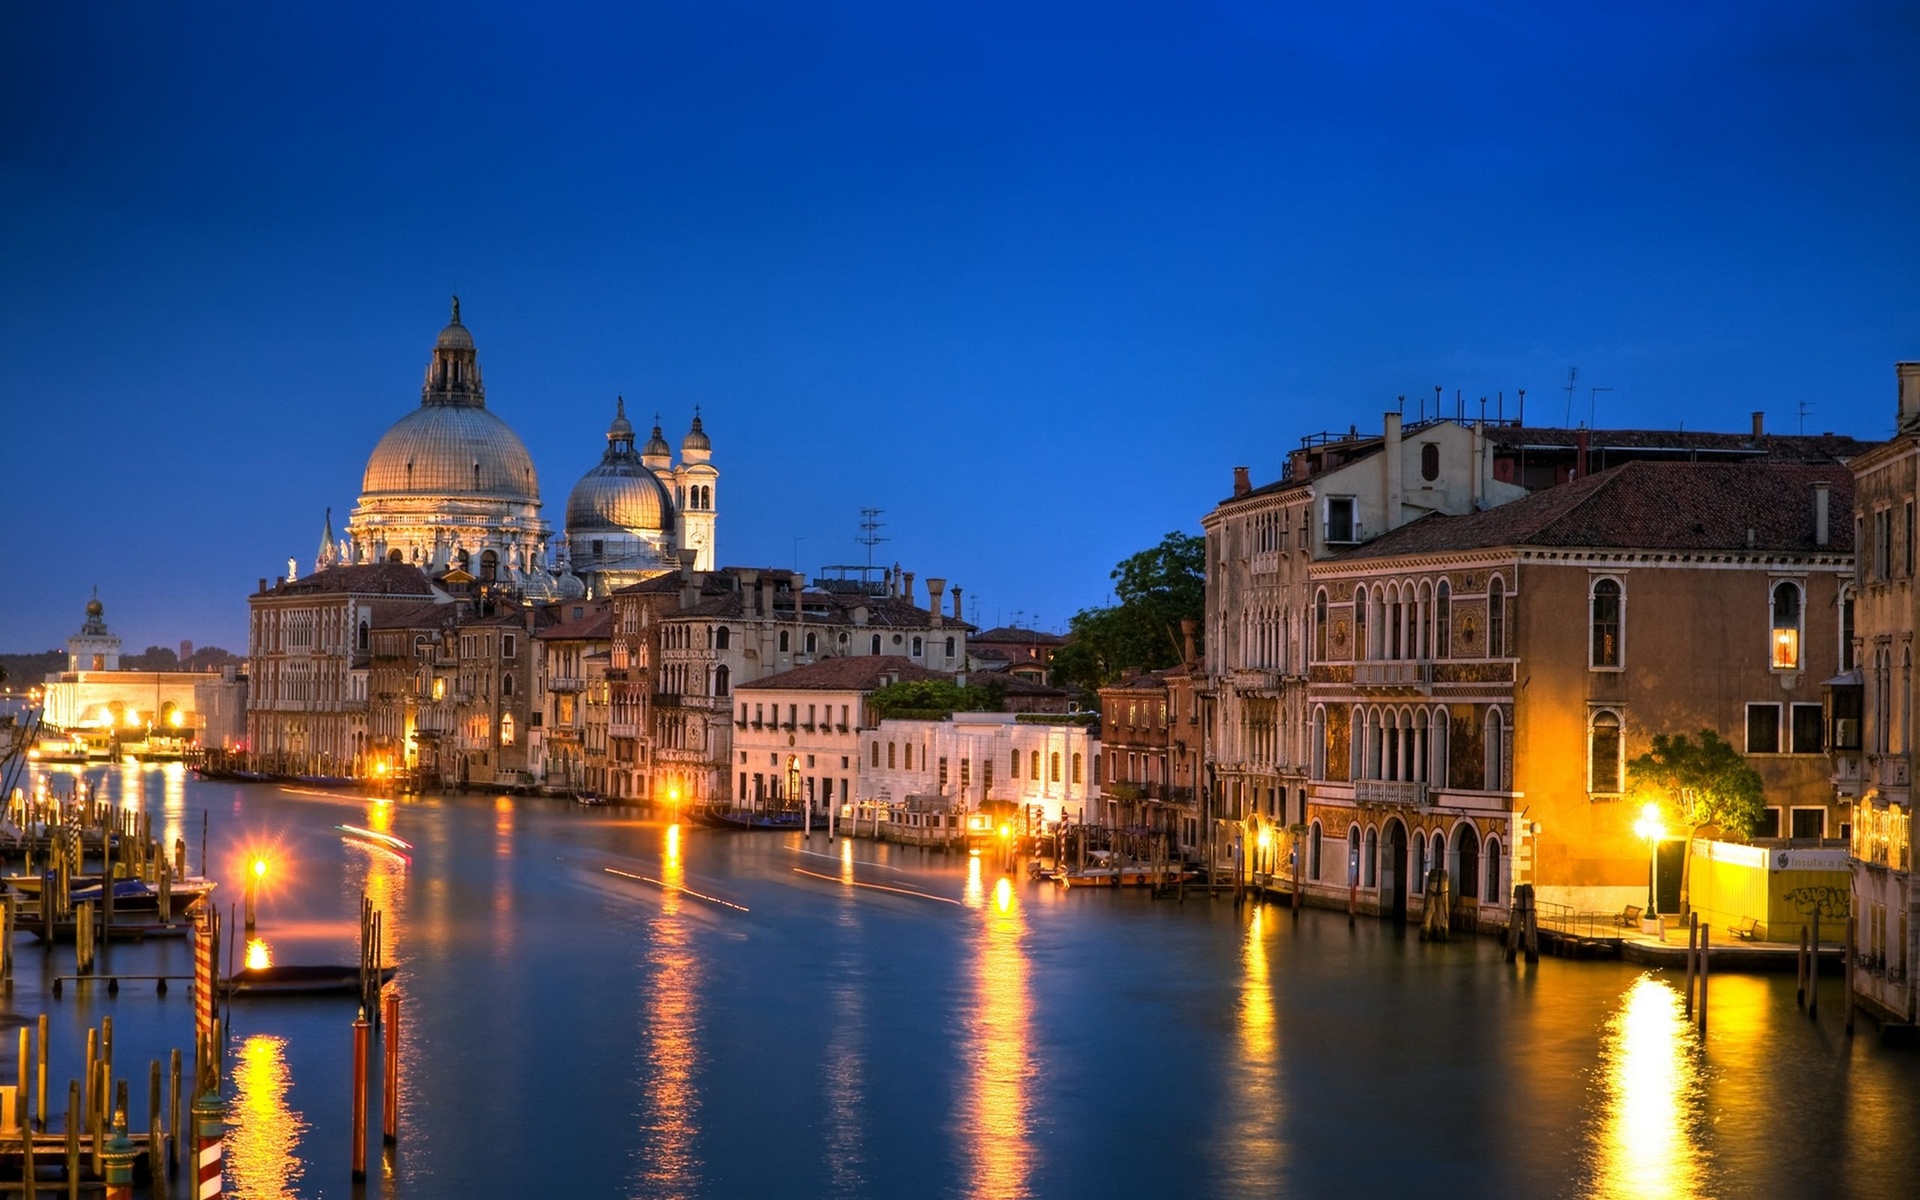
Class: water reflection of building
226,1034,310,1197
634,823,701,1196
1591,977,1706,1200
1839,362,1919,1027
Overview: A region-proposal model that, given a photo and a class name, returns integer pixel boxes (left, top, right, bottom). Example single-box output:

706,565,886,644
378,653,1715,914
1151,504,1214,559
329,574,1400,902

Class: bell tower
676,409,717,571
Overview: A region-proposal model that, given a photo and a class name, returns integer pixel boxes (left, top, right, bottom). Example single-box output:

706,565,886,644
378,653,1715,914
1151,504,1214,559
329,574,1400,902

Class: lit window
1770,581,1801,670
1589,710,1622,793
1590,578,1622,668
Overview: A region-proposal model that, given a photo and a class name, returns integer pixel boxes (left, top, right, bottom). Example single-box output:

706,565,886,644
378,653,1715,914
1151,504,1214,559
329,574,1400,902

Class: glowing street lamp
244,856,267,933
1631,802,1664,925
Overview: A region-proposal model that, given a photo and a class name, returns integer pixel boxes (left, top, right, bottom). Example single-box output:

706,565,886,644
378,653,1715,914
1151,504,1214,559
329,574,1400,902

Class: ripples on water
634,822,702,1199
962,857,1034,1200
227,1034,309,1199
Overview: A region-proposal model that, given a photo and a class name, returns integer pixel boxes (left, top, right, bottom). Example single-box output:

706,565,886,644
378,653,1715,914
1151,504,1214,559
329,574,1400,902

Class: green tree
1626,729,1767,839
869,678,1003,720
1628,729,1768,914
1051,531,1204,695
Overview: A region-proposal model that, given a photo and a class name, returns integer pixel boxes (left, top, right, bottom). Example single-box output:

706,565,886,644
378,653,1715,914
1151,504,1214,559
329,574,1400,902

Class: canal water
15,764,1919,1199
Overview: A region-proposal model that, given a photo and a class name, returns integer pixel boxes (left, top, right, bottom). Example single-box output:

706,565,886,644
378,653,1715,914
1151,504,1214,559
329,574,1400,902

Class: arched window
1364,827,1378,887
1487,575,1506,658
805,632,818,654
499,712,515,746
778,630,790,652
945,636,956,658
1354,589,1368,660
1431,708,1450,790
1454,825,1480,899
358,620,370,652
1050,753,1061,783
1770,580,1802,670
1314,589,1329,661
1589,709,1622,794
872,742,881,768
871,634,882,655
716,626,731,650
1485,708,1506,792
1310,706,1327,780
904,743,913,770
1412,830,1427,885
480,549,499,581
887,742,896,769
1388,584,1404,660
1484,836,1502,904
1421,441,1440,481
714,664,730,697
1309,821,1323,880
501,673,514,697
1347,825,1361,886
1590,578,1622,668
388,548,404,563
1030,750,1041,780
911,636,924,656
1071,753,1082,784
1435,579,1451,658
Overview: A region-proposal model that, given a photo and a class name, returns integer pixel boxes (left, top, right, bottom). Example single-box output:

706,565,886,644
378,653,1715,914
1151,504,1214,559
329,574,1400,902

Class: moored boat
224,963,397,997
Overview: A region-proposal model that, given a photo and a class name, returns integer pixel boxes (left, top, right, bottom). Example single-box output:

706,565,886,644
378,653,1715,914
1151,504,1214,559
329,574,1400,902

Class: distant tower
67,590,122,672
674,409,718,571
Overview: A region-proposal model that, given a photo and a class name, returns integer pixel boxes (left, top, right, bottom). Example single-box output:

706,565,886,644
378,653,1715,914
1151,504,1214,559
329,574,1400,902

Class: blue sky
2,2,1915,653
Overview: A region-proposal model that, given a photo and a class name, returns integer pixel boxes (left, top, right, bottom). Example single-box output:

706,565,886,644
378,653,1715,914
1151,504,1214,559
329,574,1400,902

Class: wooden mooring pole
1698,924,1711,1036
1845,897,1856,1037
1810,907,1821,1020
383,990,400,1146
1684,912,1698,1019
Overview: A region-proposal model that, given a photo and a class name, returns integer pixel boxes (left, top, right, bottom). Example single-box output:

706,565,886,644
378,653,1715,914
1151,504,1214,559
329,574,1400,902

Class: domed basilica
330,300,717,598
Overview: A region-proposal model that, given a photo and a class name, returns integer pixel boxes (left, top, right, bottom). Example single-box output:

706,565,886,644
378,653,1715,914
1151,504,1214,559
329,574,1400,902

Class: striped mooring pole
193,1086,226,1199
103,1107,138,1200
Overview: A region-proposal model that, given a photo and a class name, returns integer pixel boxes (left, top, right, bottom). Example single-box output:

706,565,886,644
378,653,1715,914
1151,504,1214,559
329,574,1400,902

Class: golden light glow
1633,803,1664,844
634,819,701,1194
124,711,140,728
245,938,272,970
1591,976,1705,1199
226,1034,309,1197
1771,628,1799,670
373,761,389,776
1222,903,1283,1190
1256,826,1273,851
167,709,184,728
997,823,1011,839
252,857,268,879
963,848,1032,1199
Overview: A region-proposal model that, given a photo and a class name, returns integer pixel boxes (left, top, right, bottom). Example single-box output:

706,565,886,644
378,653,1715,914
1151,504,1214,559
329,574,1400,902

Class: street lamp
1632,802,1664,928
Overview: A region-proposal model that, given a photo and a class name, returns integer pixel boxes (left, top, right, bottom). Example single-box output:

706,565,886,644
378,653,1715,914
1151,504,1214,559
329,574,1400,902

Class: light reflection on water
227,1034,309,1199
822,833,867,1196
634,821,701,1198
962,857,1033,1200
1589,975,1708,1200
1219,903,1283,1194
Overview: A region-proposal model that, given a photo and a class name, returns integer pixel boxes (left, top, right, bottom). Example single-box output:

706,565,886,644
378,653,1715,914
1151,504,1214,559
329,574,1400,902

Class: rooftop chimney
1900,362,1920,429
258,578,267,595
1232,466,1251,497
902,571,915,605
1814,481,1831,547
1573,428,1590,481
925,577,946,627
1180,618,1198,665
1752,411,1765,437
738,569,761,616
1383,412,1404,530
951,585,963,622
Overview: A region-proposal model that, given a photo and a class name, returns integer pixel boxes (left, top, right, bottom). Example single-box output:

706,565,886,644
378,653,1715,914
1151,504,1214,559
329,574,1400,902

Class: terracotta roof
370,600,454,630
971,627,1065,645
537,604,614,641
736,656,949,692
263,563,434,597
1345,461,1855,559
989,673,1067,696
1482,426,1872,463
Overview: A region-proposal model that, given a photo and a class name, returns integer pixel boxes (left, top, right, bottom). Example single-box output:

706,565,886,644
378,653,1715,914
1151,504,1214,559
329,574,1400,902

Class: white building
729,656,932,818
859,712,1099,828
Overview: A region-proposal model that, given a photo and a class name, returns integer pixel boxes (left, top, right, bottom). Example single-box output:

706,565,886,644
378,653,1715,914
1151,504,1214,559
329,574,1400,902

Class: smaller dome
567,468,673,534
86,597,103,617
609,396,634,441
642,421,671,459
436,296,473,349
682,411,710,453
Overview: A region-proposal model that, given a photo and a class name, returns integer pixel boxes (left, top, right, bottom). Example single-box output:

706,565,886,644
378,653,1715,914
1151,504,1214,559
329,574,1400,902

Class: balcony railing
549,677,584,693
1354,779,1428,806
1881,757,1912,789
1353,660,1433,689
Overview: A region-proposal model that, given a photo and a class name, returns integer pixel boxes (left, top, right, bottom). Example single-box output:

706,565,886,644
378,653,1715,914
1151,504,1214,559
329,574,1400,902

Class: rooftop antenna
1433,386,1443,423
1589,385,1612,428
856,508,888,574
1517,388,1526,426
1797,399,1813,435
1563,367,1579,426
1480,396,1488,424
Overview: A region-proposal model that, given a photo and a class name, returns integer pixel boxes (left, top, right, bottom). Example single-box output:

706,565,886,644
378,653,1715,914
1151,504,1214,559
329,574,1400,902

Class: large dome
361,404,540,501
566,460,672,533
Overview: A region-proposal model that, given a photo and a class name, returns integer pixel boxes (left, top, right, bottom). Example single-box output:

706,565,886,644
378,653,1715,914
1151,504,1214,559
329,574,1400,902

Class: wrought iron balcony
1354,778,1428,806
1353,660,1433,689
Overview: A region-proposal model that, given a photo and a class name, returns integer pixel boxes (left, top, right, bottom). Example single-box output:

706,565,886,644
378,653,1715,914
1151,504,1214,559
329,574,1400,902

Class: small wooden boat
574,791,609,807
224,964,397,997
65,876,217,911
293,774,356,788
705,806,808,831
